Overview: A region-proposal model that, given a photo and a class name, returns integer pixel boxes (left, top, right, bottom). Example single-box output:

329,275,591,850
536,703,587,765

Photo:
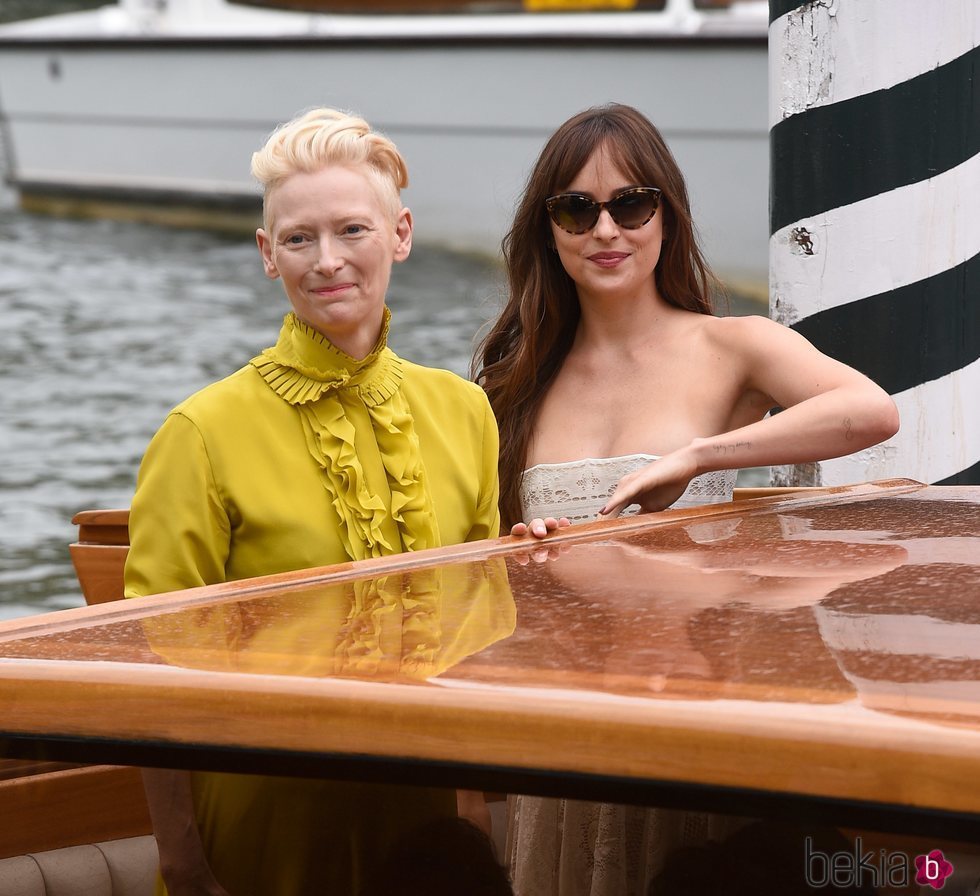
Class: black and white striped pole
768,0,980,487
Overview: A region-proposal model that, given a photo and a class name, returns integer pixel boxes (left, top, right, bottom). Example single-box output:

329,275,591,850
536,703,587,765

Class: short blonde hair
251,107,409,226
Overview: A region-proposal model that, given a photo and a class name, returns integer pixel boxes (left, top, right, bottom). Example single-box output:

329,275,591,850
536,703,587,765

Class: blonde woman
126,108,500,896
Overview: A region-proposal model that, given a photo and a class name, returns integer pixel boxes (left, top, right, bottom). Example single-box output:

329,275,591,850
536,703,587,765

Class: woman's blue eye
284,234,307,245
344,224,365,235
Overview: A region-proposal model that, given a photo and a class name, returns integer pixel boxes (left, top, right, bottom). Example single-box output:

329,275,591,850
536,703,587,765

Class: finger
558,517,571,529
600,479,645,516
637,499,670,514
529,518,550,539
511,522,529,537
598,486,632,519
543,517,561,532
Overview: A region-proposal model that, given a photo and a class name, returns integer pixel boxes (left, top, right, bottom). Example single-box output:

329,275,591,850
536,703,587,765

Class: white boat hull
0,22,768,288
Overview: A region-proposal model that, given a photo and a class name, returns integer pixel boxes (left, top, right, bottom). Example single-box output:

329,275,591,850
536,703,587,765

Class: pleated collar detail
250,310,402,407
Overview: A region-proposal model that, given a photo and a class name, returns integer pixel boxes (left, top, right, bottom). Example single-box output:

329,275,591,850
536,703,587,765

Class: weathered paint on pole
769,0,980,486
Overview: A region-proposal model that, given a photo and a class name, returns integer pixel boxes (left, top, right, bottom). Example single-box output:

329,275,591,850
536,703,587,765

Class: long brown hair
474,104,720,527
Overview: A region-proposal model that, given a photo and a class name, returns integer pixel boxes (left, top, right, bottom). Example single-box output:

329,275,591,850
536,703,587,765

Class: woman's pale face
551,145,664,306
256,164,412,359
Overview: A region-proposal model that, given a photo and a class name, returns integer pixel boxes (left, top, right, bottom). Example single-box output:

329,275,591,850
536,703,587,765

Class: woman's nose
313,237,343,274
593,208,620,239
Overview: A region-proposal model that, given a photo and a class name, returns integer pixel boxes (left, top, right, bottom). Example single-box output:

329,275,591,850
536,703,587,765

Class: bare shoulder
698,314,801,358
703,313,791,340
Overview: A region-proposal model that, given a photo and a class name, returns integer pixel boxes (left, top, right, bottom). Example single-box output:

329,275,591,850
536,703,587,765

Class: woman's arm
601,316,899,517
142,770,231,896
125,412,231,598
126,413,233,890
465,391,503,542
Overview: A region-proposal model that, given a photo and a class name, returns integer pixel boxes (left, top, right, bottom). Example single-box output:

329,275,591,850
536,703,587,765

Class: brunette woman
475,103,898,895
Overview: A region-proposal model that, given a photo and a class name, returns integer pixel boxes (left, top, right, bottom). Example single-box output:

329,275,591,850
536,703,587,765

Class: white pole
768,0,980,486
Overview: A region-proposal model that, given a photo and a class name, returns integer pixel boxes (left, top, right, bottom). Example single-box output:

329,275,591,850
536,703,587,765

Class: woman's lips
313,282,355,295
588,252,629,268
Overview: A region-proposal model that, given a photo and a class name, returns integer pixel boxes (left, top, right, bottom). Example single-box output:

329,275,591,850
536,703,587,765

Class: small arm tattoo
843,417,854,441
713,441,752,455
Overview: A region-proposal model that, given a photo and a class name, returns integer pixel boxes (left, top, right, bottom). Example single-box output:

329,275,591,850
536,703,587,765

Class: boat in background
0,0,768,292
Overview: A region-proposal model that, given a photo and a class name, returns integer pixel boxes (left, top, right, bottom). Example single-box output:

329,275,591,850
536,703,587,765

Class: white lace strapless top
519,453,736,524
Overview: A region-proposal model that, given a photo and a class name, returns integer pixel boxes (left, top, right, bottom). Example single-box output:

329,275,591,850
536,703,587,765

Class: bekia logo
916,850,955,890
805,837,954,890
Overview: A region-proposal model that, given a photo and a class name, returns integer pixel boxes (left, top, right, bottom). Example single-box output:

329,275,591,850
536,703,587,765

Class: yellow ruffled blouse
125,310,500,597
123,310,501,896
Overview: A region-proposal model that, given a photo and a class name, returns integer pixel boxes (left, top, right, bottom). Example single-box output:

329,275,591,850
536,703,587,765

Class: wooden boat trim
0,764,151,860
2,651,980,823
24,478,924,642
6,477,980,839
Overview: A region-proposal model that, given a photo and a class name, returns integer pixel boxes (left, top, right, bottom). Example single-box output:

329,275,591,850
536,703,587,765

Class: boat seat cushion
0,837,157,896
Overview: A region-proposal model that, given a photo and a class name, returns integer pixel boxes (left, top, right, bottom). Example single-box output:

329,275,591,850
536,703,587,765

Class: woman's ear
393,207,413,263
256,228,280,280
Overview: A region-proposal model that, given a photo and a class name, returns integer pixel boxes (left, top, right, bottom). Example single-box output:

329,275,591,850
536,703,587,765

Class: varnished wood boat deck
2,479,979,838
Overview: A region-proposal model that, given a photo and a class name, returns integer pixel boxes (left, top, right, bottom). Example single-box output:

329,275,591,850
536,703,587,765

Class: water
0,209,766,620
0,0,104,25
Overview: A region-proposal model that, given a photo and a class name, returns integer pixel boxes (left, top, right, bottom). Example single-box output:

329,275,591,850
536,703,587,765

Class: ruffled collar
250,309,403,406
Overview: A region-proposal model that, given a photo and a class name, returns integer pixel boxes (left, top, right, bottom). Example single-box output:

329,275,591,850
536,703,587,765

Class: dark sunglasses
545,187,662,234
